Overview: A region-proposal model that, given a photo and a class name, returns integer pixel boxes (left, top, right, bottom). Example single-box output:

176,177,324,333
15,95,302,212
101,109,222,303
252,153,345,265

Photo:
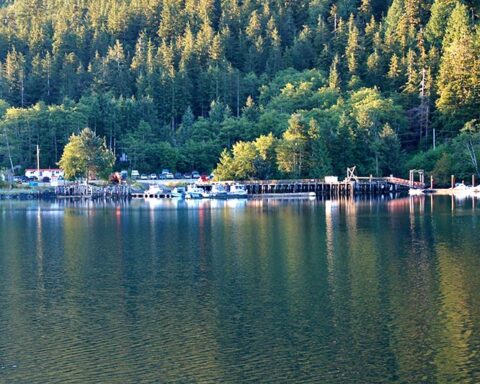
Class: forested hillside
0,0,478,182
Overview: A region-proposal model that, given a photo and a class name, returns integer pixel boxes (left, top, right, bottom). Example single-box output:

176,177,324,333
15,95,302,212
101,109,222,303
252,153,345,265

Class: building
25,168,64,180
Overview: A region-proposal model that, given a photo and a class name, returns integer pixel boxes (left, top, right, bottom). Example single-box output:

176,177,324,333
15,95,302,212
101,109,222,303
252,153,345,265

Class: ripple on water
0,197,479,383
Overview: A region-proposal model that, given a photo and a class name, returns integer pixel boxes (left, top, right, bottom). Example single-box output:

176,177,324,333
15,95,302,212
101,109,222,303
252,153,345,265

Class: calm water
0,196,479,383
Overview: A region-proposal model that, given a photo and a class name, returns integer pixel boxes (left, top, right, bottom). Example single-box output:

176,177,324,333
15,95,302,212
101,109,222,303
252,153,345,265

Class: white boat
227,183,248,198
143,185,169,198
185,185,204,199
453,183,475,197
408,188,424,196
172,186,186,198
208,184,228,199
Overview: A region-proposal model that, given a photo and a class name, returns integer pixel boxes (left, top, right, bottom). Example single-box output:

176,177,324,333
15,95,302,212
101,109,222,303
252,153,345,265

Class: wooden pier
39,170,423,200
200,176,415,197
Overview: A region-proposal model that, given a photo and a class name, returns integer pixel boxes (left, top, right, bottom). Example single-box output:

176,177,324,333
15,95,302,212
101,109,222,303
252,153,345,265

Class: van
131,170,140,179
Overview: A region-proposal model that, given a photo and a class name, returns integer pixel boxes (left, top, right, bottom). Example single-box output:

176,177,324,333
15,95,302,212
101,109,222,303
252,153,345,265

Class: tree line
0,0,478,184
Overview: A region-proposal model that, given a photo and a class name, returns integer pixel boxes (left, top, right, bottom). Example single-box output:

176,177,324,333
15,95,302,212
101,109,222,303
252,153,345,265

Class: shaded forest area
0,0,478,183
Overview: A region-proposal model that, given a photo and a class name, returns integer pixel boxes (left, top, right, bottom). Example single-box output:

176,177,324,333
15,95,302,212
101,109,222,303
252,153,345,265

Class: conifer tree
4,48,26,107
346,14,362,75
437,3,479,126
329,55,341,90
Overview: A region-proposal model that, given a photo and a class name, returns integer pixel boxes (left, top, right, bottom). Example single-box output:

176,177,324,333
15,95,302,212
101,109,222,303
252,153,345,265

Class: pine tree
103,40,132,97
4,48,26,107
266,16,283,74
158,0,182,43
329,54,341,90
387,53,403,89
425,0,458,46
436,3,479,127
346,14,362,75
403,49,419,94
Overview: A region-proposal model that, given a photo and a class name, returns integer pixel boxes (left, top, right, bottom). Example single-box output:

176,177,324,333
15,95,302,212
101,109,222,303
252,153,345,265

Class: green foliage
59,128,115,181
0,0,477,178
214,133,278,180
451,119,480,177
436,3,480,131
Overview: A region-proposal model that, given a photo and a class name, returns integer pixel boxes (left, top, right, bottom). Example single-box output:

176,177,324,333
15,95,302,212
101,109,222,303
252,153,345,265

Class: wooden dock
199,176,415,197
34,173,423,200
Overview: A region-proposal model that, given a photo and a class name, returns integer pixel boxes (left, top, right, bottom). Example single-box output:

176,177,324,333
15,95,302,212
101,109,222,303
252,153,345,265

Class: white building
25,168,64,180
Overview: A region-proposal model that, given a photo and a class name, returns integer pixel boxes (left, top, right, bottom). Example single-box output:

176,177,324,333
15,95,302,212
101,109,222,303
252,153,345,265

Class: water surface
0,196,479,383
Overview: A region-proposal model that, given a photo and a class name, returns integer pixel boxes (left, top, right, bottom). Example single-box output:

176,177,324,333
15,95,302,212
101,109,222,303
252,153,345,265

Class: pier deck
200,176,414,197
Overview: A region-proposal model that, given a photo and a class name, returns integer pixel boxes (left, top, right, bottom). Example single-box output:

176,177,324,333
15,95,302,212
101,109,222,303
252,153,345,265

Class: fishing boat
227,183,248,198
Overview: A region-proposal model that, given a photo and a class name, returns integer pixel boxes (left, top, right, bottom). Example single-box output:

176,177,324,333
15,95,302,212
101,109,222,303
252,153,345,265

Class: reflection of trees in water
1,197,479,382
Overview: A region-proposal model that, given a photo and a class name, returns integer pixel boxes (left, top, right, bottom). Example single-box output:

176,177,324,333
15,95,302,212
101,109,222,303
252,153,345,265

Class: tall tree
59,127,115,181
436,3,480,130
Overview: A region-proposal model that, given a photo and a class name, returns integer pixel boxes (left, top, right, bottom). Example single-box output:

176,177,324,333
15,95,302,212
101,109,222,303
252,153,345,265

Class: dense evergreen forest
0,0,478,183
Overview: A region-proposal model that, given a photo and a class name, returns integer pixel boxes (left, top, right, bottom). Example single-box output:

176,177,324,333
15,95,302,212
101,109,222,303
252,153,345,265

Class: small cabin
324,176,339,183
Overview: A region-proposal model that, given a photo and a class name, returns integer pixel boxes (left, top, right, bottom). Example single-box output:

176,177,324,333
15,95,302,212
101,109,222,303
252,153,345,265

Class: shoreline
1,187,478,200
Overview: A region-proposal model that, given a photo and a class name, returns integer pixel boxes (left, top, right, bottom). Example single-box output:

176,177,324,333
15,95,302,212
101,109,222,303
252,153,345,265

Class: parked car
161,169,170,175
159,173,167,180
42,176,51,183
140,174,148,180
174,172,182,179
183,173,192,179
150,173,158,180
192,171,200,179
131,170,140,179
166,172,174,179
199,175,209,183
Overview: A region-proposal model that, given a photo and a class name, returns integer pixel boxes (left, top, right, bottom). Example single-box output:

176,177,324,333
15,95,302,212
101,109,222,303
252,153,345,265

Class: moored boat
208,184,228,199
143,185,172,198
172,186,186,198
227,183,248,198
453,183,475,197
408,188,424,196
185,185,204,199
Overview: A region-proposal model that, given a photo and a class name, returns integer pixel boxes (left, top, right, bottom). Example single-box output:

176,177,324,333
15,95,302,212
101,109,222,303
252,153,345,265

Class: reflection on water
0,196,479,383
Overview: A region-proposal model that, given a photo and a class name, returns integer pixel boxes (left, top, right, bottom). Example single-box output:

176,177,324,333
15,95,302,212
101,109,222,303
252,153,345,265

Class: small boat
227,183,248,198
185,185,204,199
208,184,228,199
143,185,171,198
409,188,424,196
453,183,475,197
172,186,186,198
